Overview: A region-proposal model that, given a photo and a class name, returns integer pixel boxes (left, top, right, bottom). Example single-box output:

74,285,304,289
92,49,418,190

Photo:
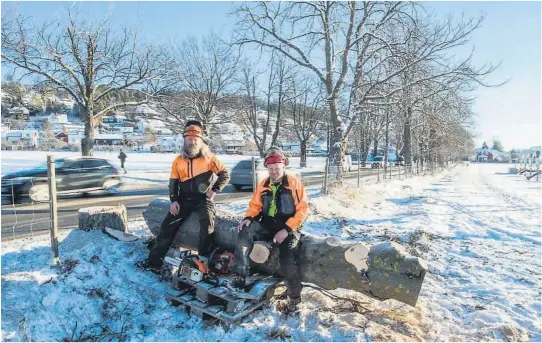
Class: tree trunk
143,198,428,307
403,107,413,168
300,139,307,168
329,99,345,181
78,205,128,232
372,139,378,158
383,111,390,178
82,103,95,156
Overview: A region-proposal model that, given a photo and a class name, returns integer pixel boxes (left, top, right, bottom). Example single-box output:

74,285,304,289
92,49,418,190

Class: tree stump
78,205,128,232
143,198,428,307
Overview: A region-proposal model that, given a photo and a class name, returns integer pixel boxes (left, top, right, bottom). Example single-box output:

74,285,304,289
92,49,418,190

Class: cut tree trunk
143,198,427,307
79,205,128,232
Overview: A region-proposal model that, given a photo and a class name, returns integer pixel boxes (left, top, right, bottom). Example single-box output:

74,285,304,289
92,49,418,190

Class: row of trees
2,2,505,176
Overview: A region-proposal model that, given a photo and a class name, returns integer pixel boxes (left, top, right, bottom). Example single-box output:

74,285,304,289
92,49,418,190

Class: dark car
1,157,123,204
370,156,385,169
229,159,267,191
229,159,301,191
350,153,366,167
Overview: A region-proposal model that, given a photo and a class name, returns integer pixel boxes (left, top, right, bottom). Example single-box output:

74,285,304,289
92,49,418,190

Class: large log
79,205,128,232
143,198,427,306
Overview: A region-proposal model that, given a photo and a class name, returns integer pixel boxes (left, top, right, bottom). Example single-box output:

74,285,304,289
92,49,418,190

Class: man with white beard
138,120,230,273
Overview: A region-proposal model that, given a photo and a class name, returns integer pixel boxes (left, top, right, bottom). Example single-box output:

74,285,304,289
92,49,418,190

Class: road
1,167,401,240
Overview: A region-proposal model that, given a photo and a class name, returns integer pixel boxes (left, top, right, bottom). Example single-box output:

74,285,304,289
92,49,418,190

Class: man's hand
169,201,180,216
273,229,289,244
206,190,216,201
237,219,251,232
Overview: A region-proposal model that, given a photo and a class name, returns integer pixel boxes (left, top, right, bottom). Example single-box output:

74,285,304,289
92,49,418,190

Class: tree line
1,2,505,175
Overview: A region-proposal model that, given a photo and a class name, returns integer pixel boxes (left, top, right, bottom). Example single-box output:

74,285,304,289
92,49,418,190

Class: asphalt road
1,167,400,241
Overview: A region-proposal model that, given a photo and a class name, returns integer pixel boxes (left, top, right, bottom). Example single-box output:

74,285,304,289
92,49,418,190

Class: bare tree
288,77,326,167
235,1,503,182
234,2,415,176
1,8,173,155
236,54,293,157
157,32,239,136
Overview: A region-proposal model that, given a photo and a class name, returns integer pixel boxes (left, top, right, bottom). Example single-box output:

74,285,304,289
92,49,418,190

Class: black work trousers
232,219,302,298
147,197,215,267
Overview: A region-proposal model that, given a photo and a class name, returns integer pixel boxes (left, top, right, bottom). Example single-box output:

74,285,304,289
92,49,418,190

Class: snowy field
1,150,327,187
1,163,541,341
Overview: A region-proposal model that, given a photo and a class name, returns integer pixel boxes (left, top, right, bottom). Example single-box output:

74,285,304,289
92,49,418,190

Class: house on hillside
94,133,124,146
475,148,511,162
3,130,39,149
67,131,84,146
48,113,69,124
101,114,127,126
8,107,29,120
55,132,69,143
221,134,245,154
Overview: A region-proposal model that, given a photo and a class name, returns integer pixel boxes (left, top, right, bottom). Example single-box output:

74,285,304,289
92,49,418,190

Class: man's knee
237,222,263,245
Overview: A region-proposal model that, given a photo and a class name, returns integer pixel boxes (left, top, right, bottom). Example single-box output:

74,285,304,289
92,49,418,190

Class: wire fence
320,159,451,195
1,177,51,240
1,156,60,264
514,157,541,181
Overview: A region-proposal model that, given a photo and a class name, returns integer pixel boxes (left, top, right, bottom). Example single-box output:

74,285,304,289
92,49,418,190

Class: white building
68,132,84,145
4,130,39,147
474,148,511,162
8,107,29,119
48,113,69,124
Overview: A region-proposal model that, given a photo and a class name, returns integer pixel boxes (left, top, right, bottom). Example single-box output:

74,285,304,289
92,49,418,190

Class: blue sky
2,1,540,150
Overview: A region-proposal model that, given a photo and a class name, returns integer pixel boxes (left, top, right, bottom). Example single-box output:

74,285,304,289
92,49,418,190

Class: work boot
136,259,162,275
275,296,301,315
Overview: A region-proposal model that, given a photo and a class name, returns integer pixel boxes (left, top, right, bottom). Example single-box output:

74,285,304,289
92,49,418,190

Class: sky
1,1,541,150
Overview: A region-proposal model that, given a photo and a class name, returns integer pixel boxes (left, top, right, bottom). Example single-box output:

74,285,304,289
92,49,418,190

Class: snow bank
2,163,540,341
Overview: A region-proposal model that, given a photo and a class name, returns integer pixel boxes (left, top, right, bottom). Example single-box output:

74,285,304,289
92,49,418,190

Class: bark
82,103,94,156
300,140,307,168
383,110,390,178
403,106,413,167
78,205,128,232
143,198,427,307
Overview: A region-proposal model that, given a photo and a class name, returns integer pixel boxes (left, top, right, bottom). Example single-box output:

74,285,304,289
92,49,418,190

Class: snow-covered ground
2,163,540,341
1,150,327,187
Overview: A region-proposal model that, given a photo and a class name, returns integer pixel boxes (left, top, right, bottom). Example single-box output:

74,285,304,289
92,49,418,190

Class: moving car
1,157,123,204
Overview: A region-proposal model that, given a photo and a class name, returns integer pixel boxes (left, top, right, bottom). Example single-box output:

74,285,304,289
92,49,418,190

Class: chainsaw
164,249,236,283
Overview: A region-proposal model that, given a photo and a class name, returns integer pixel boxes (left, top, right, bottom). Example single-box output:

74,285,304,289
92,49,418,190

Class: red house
55,132,69,143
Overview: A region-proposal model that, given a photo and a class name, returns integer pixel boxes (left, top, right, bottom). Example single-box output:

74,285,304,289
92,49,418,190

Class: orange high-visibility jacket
244,173,309,231
169,154,230,202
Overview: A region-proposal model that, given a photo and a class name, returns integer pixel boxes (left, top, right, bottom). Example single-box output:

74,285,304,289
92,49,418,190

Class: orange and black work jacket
169,153,230,203
244,173,309,232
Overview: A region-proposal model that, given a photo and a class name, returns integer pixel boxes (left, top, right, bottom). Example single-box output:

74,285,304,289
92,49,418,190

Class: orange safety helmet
183,120,204,138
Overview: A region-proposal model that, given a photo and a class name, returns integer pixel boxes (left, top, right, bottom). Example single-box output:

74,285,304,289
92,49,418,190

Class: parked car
229,159,300,191
1,157,123,204
370,156,386,168
395,156,405,166
352,153,367,168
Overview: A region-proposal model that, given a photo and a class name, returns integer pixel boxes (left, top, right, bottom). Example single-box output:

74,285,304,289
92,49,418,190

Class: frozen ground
1,163,540,341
